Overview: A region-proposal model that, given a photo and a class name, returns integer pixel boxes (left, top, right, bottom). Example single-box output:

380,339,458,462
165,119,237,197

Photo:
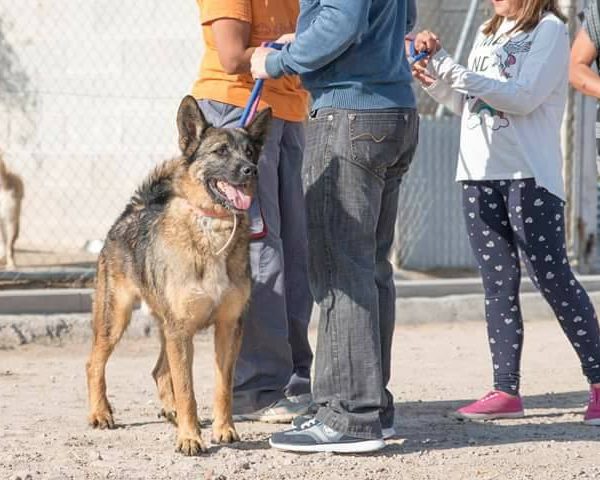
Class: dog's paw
88,409,115,429
158,408,178,426
212,423,240,444
176,433,207,456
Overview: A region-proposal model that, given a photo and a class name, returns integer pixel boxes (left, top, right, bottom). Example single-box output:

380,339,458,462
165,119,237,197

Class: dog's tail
0,151,25,199
0,151,6,179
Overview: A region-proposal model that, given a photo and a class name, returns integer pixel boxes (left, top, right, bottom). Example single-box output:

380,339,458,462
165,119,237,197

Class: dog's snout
241,165,257,177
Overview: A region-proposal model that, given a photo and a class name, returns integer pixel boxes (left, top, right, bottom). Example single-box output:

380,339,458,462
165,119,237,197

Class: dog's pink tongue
219,182,252,210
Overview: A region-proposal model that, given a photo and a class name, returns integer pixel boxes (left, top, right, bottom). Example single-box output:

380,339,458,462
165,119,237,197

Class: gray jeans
304,107,418,439
197,100,313,414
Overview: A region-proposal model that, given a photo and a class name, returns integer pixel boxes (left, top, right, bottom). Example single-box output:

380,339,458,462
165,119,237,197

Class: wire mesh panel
394,116,476,271
391,0,490,272
0,1,581,287
413,0,490,115
0,1,203,285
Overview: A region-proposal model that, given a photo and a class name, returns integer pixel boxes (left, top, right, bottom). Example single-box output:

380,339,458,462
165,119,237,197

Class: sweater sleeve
423,80,464,116
265,0,371,78
426,19,569,116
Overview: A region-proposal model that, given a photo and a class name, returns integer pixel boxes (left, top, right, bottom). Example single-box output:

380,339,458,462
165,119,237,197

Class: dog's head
176,95,271,213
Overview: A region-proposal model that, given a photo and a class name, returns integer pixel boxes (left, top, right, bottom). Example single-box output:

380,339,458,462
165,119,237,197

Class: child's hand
414,30,442,56
412,59,437,87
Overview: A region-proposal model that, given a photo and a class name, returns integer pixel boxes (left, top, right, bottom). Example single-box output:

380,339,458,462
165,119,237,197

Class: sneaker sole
269,437,386,454
584,418,600,426
234,413,299,424
452,411,525,420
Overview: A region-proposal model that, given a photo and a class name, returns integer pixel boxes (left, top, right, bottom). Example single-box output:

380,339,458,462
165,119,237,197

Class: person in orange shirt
191,0,313,422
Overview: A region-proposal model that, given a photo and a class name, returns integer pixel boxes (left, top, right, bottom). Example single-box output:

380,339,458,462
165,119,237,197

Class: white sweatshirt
424,14,569,200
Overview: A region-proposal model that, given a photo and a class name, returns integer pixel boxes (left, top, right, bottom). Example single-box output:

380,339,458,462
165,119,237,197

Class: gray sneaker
286,393,318,414
269,418,385,453
233,397,311,424
291,415,396,440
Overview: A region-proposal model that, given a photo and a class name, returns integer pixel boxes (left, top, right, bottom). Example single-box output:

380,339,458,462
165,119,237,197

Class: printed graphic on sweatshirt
495,38,532,79
466,97,510,130
466,34,531,130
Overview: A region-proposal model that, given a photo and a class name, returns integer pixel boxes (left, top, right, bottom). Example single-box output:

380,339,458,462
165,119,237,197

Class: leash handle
408,39,429,65
239,42,284,127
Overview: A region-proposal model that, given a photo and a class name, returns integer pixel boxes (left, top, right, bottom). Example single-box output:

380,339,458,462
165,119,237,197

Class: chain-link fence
412,0,490,115
394,0,488,271
0,1,202,287
0,1,581,287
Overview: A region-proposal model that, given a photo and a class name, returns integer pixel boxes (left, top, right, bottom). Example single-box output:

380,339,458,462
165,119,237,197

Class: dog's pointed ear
245,107,272,146
177,96,209,158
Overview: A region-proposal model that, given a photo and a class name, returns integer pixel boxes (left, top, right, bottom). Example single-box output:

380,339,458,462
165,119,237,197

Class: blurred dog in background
0,153,24,269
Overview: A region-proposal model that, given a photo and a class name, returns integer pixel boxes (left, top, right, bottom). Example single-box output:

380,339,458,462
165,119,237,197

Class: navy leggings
462,179,600,394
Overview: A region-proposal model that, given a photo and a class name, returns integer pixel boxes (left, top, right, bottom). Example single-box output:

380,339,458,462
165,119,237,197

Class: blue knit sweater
265,0,417,111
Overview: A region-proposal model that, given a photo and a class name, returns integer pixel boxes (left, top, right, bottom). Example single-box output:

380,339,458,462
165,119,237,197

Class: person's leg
508,180,600,386
278,121,314,398
462,181,526,394
271,108,423,452
308,109,417,438
375,109,419,430
196,100,300,418
454,180,526,419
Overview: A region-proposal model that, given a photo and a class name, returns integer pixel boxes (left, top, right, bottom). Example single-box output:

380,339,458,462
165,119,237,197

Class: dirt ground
1,320,600,480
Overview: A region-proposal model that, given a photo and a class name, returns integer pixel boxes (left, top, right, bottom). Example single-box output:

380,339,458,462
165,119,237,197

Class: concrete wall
0,1,203,252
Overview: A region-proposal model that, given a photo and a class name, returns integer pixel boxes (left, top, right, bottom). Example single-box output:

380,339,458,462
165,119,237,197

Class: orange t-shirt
192,0,309,123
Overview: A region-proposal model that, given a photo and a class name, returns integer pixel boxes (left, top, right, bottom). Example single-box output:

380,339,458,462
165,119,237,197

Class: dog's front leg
211,302,244,444
164,333,206,455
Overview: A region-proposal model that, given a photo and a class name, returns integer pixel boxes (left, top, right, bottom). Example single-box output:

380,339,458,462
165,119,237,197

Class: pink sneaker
584,386,600,426
454,391,524,420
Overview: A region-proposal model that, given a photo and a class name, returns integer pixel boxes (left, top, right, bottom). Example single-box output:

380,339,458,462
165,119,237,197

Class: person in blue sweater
251,0,419,453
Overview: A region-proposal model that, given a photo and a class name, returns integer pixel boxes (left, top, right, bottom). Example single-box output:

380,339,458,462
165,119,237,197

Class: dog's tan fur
0,153,24,269
86,96,271,455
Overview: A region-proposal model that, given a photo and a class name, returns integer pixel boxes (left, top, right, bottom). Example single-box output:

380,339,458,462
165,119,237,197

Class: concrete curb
3,289,600,349
4,275,600,314
395,274,600,298
396,291,600,324
0,288,93,314
0,309,155,349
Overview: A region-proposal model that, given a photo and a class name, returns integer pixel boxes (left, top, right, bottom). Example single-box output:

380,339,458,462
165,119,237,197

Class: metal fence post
434,0,479,118
561,0,581,268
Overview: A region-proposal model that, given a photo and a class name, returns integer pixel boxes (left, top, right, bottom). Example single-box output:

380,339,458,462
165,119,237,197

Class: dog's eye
216,145,228,156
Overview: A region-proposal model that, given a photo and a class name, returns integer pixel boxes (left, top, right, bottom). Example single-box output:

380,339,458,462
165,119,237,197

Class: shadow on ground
379,390,596,457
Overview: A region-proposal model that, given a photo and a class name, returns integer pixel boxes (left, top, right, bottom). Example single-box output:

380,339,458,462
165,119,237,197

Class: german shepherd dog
86,96,271,455
0,153,24,269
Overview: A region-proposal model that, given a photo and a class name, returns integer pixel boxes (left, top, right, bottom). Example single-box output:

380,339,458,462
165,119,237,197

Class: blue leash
239,42,284,127
408,39,429,65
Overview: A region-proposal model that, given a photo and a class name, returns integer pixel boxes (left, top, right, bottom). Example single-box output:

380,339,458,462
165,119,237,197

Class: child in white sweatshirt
413,0,600,424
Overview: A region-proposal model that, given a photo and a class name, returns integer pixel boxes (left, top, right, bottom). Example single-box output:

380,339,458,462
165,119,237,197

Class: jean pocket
348,112,407,178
